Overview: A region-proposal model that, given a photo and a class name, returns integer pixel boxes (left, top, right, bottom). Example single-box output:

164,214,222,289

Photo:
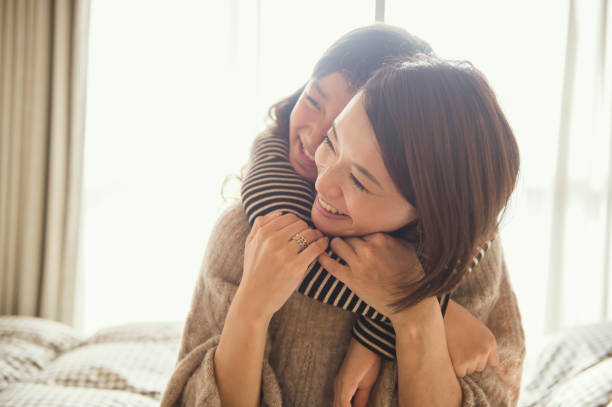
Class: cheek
346,197,414,233
290,99,316,131
314,144,329,168
289,103,305,134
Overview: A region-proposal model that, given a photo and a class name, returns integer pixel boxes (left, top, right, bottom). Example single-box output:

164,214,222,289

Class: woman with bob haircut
161,27,524,407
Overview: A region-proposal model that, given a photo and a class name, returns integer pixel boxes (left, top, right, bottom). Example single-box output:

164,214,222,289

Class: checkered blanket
519,322,612,407
0,316,182,406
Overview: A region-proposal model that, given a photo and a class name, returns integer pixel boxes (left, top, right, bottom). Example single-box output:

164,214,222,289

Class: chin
289,148,317,181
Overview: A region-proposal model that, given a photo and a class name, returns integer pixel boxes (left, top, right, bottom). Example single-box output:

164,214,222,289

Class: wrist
390,296,441,333
232,288,273,328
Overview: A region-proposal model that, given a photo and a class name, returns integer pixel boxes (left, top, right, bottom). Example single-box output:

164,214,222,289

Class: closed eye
323,135,335,152
350,173,369,193
306,95,320,110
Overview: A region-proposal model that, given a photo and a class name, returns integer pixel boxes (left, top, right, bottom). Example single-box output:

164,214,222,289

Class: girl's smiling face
311,92,417,237
288,72,355,181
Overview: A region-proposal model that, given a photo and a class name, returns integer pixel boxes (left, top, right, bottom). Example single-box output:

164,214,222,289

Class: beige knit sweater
160,203,525,407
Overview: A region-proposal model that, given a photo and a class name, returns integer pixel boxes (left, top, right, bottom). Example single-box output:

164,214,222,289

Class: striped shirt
241,133,492,359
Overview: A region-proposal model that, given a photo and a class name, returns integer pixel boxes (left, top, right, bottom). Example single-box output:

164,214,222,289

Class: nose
302,123,330,153
315,162,343,199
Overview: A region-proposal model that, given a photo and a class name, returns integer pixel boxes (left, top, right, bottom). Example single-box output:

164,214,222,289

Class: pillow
520,322,612,407
0,383,158,407
0,316,84,391
0,316,84,352
87,321,182,345
31,337,178,399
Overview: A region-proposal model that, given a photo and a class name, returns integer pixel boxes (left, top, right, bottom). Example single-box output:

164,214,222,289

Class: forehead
311,72,354,101
335,93,376,145
334,95,385,170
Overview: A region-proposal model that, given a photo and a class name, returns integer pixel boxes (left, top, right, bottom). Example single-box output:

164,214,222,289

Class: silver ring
290,233,310,252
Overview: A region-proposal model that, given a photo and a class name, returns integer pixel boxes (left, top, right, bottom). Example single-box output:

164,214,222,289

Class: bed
1,316,611,406
518,321,612,407
0,316,182,406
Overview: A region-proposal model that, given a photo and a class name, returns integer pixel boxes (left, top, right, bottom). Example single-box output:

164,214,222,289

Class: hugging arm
241,133,500,367
449,239,525,406
160,205,283,407
241,133,397,358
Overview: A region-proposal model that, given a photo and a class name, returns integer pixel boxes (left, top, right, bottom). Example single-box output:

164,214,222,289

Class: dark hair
267,24,433,138
362,55,520,312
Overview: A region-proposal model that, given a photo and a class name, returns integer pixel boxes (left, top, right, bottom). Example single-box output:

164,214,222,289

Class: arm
214,291,271,407
160,205,283,407
392,297,462,407
452,238,525,406
353,297,498,373
215,211,328,407
320,235,524,406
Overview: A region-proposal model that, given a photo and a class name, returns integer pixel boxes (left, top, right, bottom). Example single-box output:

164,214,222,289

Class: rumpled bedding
519,321,612,407
0,316,182,406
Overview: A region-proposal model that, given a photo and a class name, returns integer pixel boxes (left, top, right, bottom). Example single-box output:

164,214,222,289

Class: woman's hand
333,338,381,407
238,212,329,321
444,300,499,377
318,233,422,317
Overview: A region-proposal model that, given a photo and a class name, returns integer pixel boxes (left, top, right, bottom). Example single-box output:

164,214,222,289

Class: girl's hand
319,233,423,317
444,300,499,377
333,338,381,407
238,212,329,322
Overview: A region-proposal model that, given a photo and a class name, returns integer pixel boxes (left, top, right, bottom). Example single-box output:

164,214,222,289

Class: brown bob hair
267,24,432,138
362,56,520,312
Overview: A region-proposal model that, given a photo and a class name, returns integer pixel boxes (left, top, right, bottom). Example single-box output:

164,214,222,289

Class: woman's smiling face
311,93,417,237
288,72,355,181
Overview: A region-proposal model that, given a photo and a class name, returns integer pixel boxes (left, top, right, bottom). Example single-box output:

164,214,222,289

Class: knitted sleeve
240,133,398,359
452,239,526,406
159,205,283,407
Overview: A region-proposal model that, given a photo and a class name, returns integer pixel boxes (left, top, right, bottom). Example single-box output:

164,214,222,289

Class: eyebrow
331,123,383,190
312,81,328,100
354,163,382,189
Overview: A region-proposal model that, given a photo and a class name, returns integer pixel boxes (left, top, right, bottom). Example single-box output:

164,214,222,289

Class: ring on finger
290,232,311,252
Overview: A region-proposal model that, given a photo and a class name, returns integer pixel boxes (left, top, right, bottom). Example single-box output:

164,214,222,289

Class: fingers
296,236,329,270
288,228,324,254
261,212,303,233
247,211,282,243
333,387,353,407
281,218,316,243
330,237,358,264
352,388,372,407
258,211,284,226
475,355,488,372
454,364,467,378
318,252,351,283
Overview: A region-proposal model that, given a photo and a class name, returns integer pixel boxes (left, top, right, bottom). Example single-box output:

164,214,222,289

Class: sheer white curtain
81,0,374,334
83,0,612,346
386,0,612,353
546,0,612,329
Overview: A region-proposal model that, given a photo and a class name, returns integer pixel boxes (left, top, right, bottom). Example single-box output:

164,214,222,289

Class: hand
333,338,381,407
238,212,329,321
318,233,423,317
444,300,499,377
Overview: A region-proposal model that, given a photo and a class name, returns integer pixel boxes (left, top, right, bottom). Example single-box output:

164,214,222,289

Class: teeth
319,197,345,215
301,139,315,161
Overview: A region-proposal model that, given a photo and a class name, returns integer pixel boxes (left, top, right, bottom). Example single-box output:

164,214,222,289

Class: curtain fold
546,0,612,331
0,0,90,326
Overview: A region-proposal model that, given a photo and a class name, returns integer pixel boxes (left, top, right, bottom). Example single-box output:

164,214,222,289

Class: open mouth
317,195,347,216
298,135,316,164
302,145,315,161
